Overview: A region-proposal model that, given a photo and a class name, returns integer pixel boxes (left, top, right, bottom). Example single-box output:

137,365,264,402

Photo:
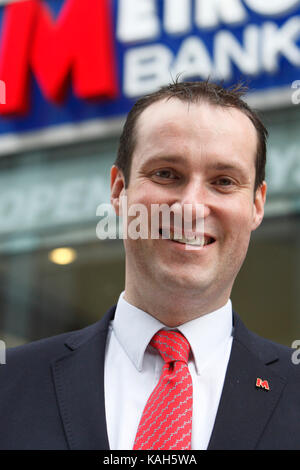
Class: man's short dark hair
115,80,268,193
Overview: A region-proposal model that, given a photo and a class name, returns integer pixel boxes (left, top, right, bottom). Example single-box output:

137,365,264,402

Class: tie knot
150,330,190,364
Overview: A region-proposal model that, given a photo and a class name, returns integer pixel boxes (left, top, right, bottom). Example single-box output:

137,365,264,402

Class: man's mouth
159,228,215,247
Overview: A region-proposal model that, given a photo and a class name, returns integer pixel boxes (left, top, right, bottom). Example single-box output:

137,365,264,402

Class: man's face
111,99,266,306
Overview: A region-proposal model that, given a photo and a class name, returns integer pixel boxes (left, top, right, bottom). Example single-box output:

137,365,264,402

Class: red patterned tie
133,330,193,450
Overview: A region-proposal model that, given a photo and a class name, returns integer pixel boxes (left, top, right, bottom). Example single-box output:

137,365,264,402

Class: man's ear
251,181,267,231
111,165,125,216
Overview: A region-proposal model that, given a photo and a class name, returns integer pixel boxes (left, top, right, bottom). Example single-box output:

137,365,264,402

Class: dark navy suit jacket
0,306,299,450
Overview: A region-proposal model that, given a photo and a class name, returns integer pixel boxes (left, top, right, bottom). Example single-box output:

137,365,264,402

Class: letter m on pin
256,378,270,390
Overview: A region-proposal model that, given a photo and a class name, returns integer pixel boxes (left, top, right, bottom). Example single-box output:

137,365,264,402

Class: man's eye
153,170,177,179
215,177,234,186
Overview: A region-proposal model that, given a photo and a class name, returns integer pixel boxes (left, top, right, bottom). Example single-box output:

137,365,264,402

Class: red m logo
0,0,118,115
256,378,270,390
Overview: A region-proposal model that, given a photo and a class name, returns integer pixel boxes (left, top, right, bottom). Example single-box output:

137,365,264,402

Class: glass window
0,138,125,346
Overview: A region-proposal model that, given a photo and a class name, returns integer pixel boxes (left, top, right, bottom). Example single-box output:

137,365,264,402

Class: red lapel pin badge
256,377,270,391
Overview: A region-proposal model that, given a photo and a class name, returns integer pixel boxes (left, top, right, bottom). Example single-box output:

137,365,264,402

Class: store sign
0,0,299,135
119,0,300,97
0,0,117,115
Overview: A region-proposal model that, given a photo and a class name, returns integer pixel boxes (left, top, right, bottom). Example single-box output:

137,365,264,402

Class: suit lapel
51,306,116,450
208,313,287,450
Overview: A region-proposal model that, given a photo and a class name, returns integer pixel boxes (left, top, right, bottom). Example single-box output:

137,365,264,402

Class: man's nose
168,181,211,235
172,181,211,220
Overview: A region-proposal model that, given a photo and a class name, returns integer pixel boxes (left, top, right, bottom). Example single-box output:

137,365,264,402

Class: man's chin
155,267,212,293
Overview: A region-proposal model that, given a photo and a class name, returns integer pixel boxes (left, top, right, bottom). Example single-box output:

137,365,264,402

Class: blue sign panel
0,0,299,138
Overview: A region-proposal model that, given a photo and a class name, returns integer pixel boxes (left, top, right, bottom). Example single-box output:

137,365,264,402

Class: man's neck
123,281,231,327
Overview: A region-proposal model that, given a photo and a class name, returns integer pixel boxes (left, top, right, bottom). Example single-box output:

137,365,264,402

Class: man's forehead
133,97,258,154
135,98,256,137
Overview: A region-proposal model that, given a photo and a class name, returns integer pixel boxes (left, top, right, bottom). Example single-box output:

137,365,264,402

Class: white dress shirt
104,291,233,450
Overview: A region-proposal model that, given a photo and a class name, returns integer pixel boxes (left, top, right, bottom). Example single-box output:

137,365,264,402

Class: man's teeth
159,229,213,246
170,233,211,246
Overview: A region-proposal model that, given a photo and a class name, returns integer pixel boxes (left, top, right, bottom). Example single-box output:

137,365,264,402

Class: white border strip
245,85,295,110
0,115,126,156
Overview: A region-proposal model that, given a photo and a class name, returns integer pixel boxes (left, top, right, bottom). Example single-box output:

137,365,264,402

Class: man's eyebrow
140,156,250,176
207,162,249,174
140,155,183,168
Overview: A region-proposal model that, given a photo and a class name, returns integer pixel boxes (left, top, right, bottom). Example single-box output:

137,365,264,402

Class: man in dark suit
1,80,299,450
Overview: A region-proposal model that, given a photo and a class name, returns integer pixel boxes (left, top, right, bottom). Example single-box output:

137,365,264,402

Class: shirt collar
112,291,233,375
